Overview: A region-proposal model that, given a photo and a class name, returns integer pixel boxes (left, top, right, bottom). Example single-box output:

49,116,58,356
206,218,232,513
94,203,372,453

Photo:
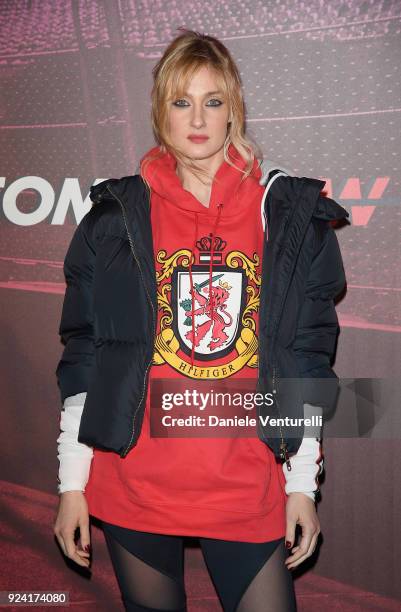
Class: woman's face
167,64,231,162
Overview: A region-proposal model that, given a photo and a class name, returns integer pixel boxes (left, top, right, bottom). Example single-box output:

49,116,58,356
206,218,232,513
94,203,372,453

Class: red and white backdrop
1,1,400,610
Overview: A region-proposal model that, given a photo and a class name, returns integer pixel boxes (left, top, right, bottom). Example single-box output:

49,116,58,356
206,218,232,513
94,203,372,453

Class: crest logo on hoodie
153,234,261,379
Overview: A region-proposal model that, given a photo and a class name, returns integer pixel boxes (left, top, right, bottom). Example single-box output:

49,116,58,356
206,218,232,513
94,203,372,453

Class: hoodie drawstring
188,203,223,368
188,212,199,368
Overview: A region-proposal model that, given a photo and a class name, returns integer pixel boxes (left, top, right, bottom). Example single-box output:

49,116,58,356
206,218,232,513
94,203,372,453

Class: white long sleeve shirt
57,393,323,501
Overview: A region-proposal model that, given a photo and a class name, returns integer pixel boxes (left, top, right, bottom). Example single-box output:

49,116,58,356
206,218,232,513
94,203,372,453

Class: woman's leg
199,536,297,612
102,522,187,612
235,539,297,612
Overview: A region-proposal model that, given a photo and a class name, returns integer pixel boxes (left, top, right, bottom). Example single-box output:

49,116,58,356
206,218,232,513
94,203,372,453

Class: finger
57,532,89,567
56,532,67,557
79,519,91,557
287,531,319,569
76,538,90,559
76,538,90,557
287,539,317,569
72,547,91,568
285,528,314,565
64,532,91,568
285,518,297,550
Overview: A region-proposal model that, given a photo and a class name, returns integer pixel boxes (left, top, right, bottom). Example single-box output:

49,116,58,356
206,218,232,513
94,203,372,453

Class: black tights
102,522,297,612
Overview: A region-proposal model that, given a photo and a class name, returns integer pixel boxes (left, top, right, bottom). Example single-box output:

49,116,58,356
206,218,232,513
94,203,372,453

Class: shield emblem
171,265,246,361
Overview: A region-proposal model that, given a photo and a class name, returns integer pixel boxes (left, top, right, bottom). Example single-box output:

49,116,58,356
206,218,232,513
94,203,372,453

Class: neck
175,147,225,208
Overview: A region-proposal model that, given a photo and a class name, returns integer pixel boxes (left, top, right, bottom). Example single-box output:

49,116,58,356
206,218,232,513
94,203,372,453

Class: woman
54,29,348,612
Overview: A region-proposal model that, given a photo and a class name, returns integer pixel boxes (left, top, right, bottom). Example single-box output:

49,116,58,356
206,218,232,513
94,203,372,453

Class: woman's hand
284,492,320,570
53,491,91,569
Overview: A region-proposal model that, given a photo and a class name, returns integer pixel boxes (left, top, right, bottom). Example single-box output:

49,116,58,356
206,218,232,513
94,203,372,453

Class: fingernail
286,540,292,548
84,544,91,553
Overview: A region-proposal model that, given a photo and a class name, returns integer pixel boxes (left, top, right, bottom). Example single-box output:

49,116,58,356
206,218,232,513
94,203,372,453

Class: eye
172,99,190,107
207,99,223,106
173,98,223,107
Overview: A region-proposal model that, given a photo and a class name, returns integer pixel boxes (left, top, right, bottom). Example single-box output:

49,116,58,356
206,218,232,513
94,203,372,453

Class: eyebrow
181,90,224,97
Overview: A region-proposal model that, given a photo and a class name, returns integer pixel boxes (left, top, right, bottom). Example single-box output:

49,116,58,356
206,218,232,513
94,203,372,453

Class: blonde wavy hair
140,27,262,191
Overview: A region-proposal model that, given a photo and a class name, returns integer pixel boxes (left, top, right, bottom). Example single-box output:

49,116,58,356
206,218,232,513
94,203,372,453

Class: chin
180,141,224,161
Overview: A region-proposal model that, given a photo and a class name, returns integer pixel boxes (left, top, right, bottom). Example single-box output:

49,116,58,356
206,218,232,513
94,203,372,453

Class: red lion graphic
184,280,233,351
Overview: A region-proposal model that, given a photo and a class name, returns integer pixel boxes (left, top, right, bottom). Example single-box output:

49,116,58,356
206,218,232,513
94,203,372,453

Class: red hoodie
85,143,287,543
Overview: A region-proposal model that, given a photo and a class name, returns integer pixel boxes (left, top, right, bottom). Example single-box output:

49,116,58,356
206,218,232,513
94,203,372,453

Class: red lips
188,135,209,143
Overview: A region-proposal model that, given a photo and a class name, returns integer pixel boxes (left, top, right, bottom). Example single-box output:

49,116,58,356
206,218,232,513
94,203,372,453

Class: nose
190,103,206,128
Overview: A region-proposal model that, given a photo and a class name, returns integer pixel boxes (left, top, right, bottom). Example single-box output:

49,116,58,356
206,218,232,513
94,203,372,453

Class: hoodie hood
140,143,263,368
139,142,262,218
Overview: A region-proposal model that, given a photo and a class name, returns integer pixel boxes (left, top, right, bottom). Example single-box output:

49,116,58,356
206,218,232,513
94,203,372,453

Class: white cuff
57,392,93,494
282,404,324,499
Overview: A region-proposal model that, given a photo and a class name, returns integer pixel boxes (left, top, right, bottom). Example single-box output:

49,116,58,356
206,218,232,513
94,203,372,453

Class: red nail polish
286,540,292,548
84,544,91,553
